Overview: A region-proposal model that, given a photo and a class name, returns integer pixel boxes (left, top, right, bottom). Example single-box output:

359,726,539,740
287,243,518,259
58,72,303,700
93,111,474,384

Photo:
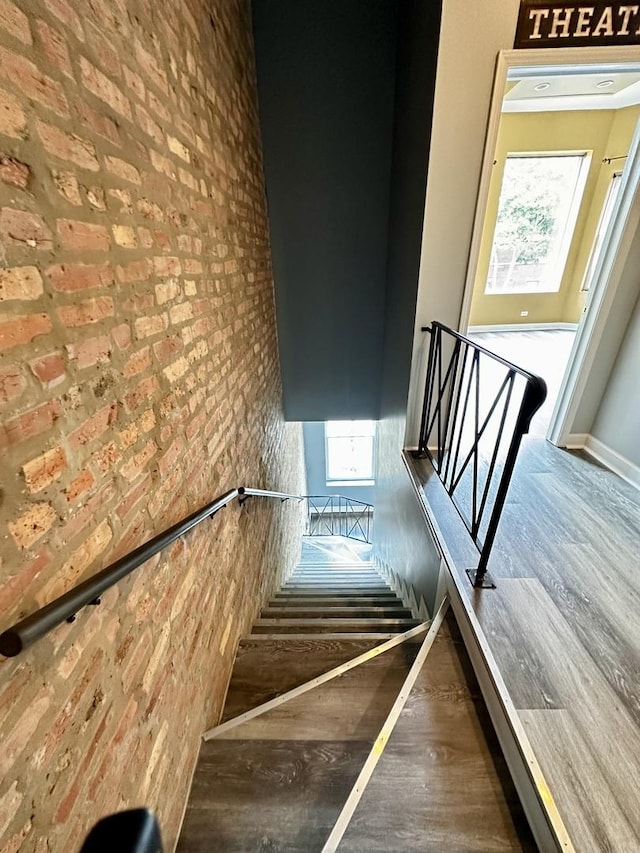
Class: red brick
158,437,184,477
124,375,159,412
44,0,84,41
4,400,62,446
153,336,182,363
85,20,121,78
135,104,162,144
57,479,115,543
0,548,51,612
119,438,157,482
0,45,68,117
57,219,110,252
0,153,30,188
112,323,131,351
123,65,145,101
68,403,118,448
75,100,120,145
153,256,181,277
0,86,26,137
66,333,111,369
0,266,43,301
0,364,26,404
37,121,99,171
29,351,65,390
92,440,121,474
57,297,114,327
66,468,95,501
46,262,114,293
0,314,52,352
134,315,167,340
134,40,168,94
122,346,151,379
0,208,53,250
116,259,150,283
0,0,31,44
105,156,140,185
115,474,151,521
22,447,67,493
36,20,72,77
79,56,132,120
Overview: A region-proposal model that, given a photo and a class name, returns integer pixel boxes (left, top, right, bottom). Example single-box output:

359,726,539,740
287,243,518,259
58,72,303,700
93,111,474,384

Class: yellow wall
469,106,640,327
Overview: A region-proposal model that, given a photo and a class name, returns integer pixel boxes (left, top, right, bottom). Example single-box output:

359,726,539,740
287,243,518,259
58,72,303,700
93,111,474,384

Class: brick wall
0,1,306,849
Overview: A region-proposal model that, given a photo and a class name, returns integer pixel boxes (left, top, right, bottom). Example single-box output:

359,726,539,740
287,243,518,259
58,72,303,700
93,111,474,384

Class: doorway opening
462,54,640,442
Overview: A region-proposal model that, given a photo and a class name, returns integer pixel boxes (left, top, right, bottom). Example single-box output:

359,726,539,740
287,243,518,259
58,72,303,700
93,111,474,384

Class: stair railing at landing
415,322,547,588
0,487,373,658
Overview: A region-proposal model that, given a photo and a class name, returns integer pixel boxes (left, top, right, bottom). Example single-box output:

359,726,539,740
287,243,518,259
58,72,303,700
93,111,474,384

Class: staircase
177,538,535,852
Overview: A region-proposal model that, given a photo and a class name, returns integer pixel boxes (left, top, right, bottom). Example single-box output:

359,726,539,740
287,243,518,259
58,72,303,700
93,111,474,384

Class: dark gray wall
373,0,443,615
302,422,375,504
252,0,398,420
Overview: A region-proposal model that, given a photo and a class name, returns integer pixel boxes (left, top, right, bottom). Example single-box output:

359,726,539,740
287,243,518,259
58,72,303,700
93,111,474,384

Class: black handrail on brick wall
415,322,547,588
0,487,374,658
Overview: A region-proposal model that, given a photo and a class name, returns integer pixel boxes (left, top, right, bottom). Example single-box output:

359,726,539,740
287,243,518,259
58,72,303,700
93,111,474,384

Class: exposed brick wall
0,1,306,850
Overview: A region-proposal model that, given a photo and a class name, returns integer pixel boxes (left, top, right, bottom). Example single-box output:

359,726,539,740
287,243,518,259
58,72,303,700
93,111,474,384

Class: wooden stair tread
337,615,536,852
262,607,413,618
216,644,422,741
176,739,371,853
222,638,393,721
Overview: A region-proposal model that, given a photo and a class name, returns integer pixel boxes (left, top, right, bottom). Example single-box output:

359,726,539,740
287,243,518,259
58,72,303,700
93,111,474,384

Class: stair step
289,570,382,581
221,638,392,721
243,632,404,640
252,618,420,634
273,590,398,600
283,583,390,591
269,596,405,607
262,607,413,619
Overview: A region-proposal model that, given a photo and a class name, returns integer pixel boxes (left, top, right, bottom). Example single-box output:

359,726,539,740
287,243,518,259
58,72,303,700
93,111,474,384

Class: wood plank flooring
178,539,535,852
339,615,535,853
406,435,640,852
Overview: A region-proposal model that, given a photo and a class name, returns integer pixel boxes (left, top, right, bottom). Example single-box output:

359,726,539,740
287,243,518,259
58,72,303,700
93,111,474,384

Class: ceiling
503,69,640,113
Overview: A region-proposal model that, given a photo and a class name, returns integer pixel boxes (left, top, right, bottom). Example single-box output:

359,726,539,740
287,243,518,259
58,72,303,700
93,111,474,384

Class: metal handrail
416,322,547,587
0,488,243,657
0,486,375,657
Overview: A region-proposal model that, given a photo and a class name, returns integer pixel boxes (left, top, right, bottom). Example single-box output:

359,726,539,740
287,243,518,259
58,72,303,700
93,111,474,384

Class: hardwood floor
468,329,576,438
407,436,640,852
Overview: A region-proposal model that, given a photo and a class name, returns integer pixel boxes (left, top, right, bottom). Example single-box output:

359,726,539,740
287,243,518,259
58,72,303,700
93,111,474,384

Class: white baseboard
564,433,588,450
468,322,579,333
564,433,640,490
584,435,640,491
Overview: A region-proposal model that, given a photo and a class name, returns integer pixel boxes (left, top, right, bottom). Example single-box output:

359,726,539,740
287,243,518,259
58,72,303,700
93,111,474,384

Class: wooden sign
515,1,640,48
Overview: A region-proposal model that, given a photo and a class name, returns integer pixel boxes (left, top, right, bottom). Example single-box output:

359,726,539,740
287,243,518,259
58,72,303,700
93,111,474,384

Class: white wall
405,0,521,444
591,288,640,468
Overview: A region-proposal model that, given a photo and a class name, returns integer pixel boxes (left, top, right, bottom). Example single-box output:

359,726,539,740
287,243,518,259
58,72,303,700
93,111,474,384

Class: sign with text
515,2,640,47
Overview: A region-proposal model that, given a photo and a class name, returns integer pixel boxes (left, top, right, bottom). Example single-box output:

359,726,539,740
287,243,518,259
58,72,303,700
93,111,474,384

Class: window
325,421,376,485
485,153,591,295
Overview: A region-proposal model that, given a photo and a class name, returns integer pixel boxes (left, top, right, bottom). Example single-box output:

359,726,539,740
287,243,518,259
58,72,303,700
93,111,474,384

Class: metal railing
241,489,373,544
0,486,374,657
415,322,546,587
306,495,373,543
